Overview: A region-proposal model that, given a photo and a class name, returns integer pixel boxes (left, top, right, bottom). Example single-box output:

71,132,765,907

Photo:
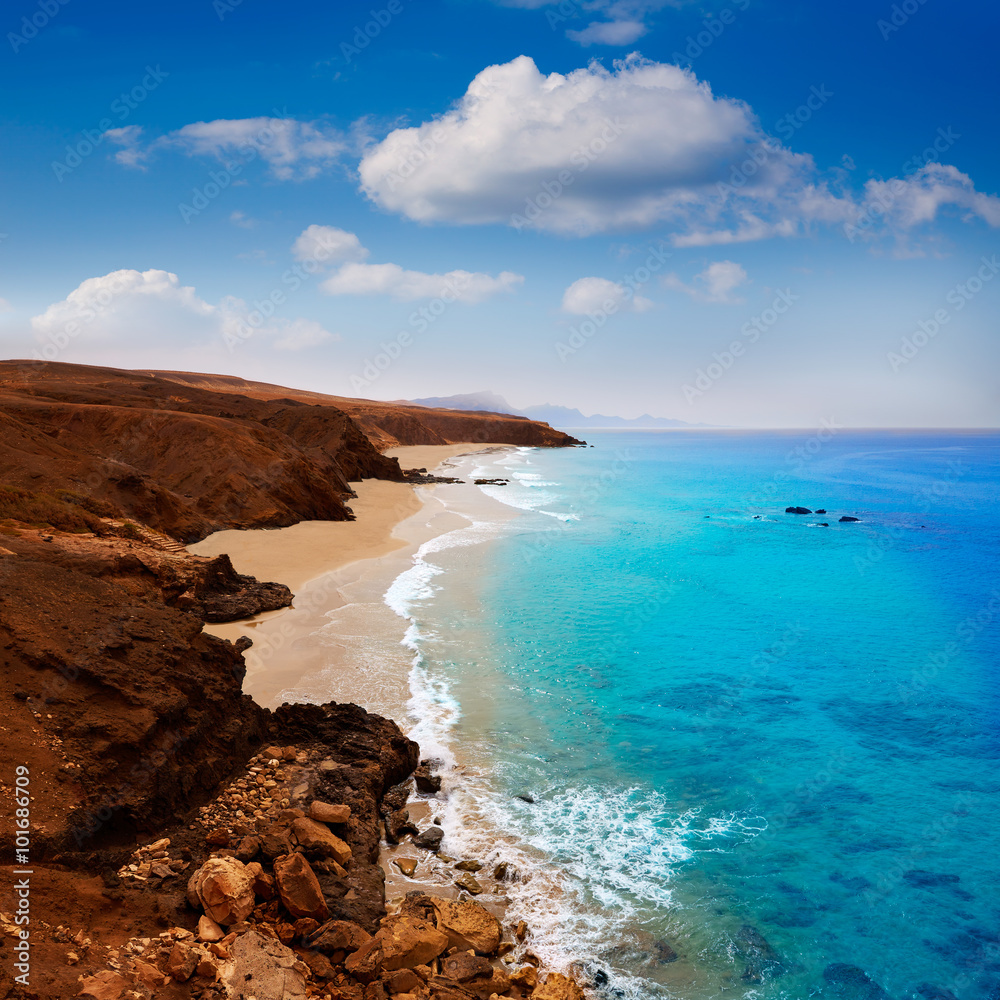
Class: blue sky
1,0,997,426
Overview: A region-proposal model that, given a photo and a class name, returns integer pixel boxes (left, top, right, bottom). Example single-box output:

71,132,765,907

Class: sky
1,0,997,427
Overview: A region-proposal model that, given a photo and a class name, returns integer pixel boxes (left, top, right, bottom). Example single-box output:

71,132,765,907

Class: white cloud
292,225,368,263
290,226,524,303
492,0,674,47
108,117,345,180
848,163,1000,250
230,210,257,229
30,269,335,356
358,54,1000,247
663,260,748,303
567,19,647,46
358,55,820,237
321,262,523,303
561,276,653,314
272,318,335,351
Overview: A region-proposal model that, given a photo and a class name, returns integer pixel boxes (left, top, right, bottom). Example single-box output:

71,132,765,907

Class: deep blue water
400,431,1000,1000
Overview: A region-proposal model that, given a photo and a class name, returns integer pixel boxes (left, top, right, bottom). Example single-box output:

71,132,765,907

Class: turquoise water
395,431,1000,1000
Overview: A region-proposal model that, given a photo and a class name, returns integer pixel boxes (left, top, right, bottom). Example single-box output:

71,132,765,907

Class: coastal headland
0,360,582,1000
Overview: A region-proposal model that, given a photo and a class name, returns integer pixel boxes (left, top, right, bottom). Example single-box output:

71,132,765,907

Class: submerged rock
735,924,785,982
823,963,893,999
786,506,812,514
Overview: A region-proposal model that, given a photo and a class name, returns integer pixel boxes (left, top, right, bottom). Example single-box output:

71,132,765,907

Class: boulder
412,826,444,852
414,763,442,794
511,965,538,990
196,914,225,942
77,970,131,999
205,827,231,847
308,918,373,957
785,507,812,515
235,834,261,861
273,852,330,921
379,916,450,972
432,898,501,955
186,857,255,926
532,973,584,1000
290,816,353,864
440,951,493,982
219,928,308,1000
258,821,294,859
132,959,169,989
310,800,352,824
385,808,419,844
839,516,860,522
454,860,482,872
387,969,423,993
346,916,449,982
394,857,419,877
166,941,198,982
454,872,483,895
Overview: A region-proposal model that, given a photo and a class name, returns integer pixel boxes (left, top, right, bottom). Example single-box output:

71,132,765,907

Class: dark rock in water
903,869,961,888
411,826,444,852
819,522,829,527
915,984,959,999
823,963,892,999
653,940,679,963
815,509,827,514
786,506,812,514
839,515,860,522
735,924,785,982
753,515,762,519
516,793,536,804
413,762,442,794
830,872,872,892
474,478,509,486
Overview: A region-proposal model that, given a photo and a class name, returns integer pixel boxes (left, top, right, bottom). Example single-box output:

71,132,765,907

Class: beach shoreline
186,443,518,716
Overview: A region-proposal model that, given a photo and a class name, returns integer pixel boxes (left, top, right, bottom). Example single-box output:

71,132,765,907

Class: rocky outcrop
0,360,403,543
149,367,585,450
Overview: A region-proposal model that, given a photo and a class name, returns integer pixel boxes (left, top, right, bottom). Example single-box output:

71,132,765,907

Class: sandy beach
187,442,513,715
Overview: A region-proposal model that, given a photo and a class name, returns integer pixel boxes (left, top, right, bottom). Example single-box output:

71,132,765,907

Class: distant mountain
408,393,701,430
409,391,519,414
520,404,696,429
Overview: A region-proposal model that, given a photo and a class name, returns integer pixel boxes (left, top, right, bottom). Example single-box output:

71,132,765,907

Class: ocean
386,430,1000,1000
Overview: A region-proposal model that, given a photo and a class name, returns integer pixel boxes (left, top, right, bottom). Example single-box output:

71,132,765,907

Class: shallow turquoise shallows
399,431,1000,1000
